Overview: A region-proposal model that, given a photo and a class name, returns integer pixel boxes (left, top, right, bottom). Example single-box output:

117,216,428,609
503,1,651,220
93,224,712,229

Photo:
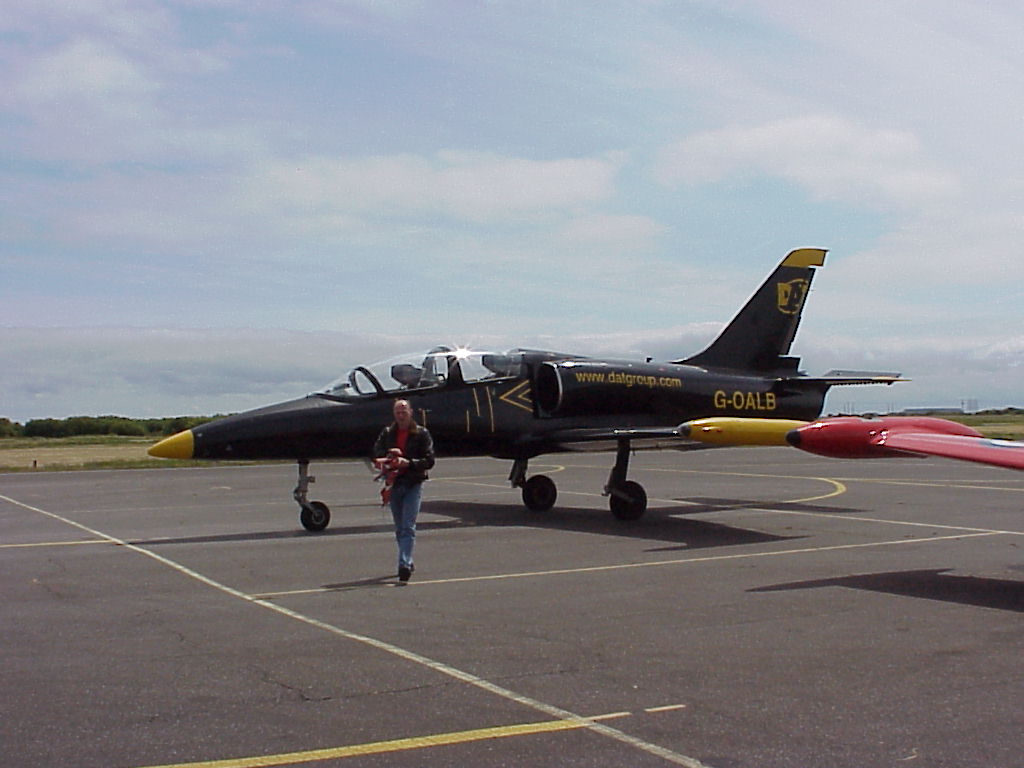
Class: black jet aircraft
149,248,900,531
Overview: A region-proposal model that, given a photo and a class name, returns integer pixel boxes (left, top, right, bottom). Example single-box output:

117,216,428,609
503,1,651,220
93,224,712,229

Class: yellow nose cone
148,430,195,459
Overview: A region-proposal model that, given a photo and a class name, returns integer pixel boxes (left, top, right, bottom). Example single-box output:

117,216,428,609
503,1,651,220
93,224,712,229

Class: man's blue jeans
389,481,422,571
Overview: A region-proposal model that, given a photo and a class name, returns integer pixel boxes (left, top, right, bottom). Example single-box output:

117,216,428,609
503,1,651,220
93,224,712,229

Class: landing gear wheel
609,480,647,521
300,501,331,532
522,474,557,512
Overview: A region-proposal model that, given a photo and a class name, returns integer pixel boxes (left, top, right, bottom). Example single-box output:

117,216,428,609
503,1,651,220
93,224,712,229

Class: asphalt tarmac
2,448,1022,768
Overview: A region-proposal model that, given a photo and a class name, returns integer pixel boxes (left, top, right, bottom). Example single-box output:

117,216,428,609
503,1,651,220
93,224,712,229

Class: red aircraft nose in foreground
786,416,1024,470
681,415,1024,472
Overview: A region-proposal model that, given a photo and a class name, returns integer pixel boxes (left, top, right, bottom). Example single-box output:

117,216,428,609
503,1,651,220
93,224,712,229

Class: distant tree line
0,416,218,439
0,408,1020,441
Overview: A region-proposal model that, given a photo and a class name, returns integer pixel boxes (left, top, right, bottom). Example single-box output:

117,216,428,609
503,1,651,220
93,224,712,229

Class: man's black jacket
372,423,435,486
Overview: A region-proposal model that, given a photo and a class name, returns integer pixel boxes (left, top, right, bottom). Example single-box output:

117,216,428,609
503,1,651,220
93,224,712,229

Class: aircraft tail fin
676,248,826,373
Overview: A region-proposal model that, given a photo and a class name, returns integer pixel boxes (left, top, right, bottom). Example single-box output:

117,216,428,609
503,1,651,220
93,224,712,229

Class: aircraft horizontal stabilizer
812,369,906,386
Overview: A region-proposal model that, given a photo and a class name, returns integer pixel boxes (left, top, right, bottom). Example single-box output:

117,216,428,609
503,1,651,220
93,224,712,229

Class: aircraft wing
877,433,1024,471
543,426,679,442
534,426,714,453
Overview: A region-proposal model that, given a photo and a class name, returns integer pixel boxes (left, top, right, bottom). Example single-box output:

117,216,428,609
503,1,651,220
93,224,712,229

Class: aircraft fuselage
149,248,899,530
186,355,827,462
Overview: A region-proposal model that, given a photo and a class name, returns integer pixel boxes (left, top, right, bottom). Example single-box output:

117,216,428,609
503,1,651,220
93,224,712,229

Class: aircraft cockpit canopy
319,346,528,400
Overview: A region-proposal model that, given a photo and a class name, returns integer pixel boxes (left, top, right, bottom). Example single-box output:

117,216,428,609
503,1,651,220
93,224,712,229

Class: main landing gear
294,460,331,532
604,438,647,521
509,438,649,521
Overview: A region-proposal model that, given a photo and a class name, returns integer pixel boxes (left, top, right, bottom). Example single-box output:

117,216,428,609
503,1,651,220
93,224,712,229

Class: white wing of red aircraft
680,415,1024,472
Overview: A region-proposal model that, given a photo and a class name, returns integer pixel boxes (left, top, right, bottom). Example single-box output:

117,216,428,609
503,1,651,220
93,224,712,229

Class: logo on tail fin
776,279,809,315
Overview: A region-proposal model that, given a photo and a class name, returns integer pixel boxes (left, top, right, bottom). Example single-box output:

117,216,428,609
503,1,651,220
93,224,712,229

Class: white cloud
2,3,1022,418
241,150,625,225
801,332,1024,413
4,39,162,164
556,214,666,251
0,1,245,168
655,115,959,212
2,326,1019,424
0,328,360,421
16,38,157,102
0,0,172,42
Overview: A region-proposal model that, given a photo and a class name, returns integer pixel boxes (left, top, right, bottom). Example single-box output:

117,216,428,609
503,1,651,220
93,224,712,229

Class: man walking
373,399,435,582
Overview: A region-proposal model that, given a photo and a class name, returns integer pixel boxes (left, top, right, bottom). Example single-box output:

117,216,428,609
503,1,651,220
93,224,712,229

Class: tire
609,480,647,521
300,501,331,532
522,474,557,512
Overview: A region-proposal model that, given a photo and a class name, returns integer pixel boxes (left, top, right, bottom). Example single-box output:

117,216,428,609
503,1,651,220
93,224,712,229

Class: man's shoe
398,566,411,582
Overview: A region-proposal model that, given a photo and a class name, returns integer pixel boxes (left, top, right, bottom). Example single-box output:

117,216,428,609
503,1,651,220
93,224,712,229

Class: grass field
0,437,176,472
944,416,1024,438
1,413,1021,473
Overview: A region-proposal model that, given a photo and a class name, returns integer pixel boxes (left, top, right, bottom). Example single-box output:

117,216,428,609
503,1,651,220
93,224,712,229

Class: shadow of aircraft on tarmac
421,499,802,551
672,496,865,516
129,519,465,546
133,496,808,550
751,569,1024,613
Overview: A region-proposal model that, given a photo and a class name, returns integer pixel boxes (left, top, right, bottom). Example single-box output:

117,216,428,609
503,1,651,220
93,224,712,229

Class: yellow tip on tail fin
781,248,827,268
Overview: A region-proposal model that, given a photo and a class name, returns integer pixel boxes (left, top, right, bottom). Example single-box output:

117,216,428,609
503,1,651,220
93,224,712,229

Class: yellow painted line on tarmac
136,718,586,768
443,470,846,509
754,508,1024,536
631,464,1024,495
136,708,651,768
779,477,847,504
3,491,709,768
588,710,632,721
525,469,1023,536
646,704,688,714
0,539,111,549
403,533,1002,586
252,531,1002,599
831,476,1024,493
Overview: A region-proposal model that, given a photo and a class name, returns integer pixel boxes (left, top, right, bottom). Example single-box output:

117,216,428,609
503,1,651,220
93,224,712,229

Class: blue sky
2,1,1022,421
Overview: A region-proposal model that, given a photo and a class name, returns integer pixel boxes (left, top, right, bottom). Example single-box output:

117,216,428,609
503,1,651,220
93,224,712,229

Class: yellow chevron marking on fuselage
498,379,533,413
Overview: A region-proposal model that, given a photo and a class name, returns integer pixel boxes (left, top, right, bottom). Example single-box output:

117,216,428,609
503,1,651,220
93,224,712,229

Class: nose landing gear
510,458,557,512
294,460,331,532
